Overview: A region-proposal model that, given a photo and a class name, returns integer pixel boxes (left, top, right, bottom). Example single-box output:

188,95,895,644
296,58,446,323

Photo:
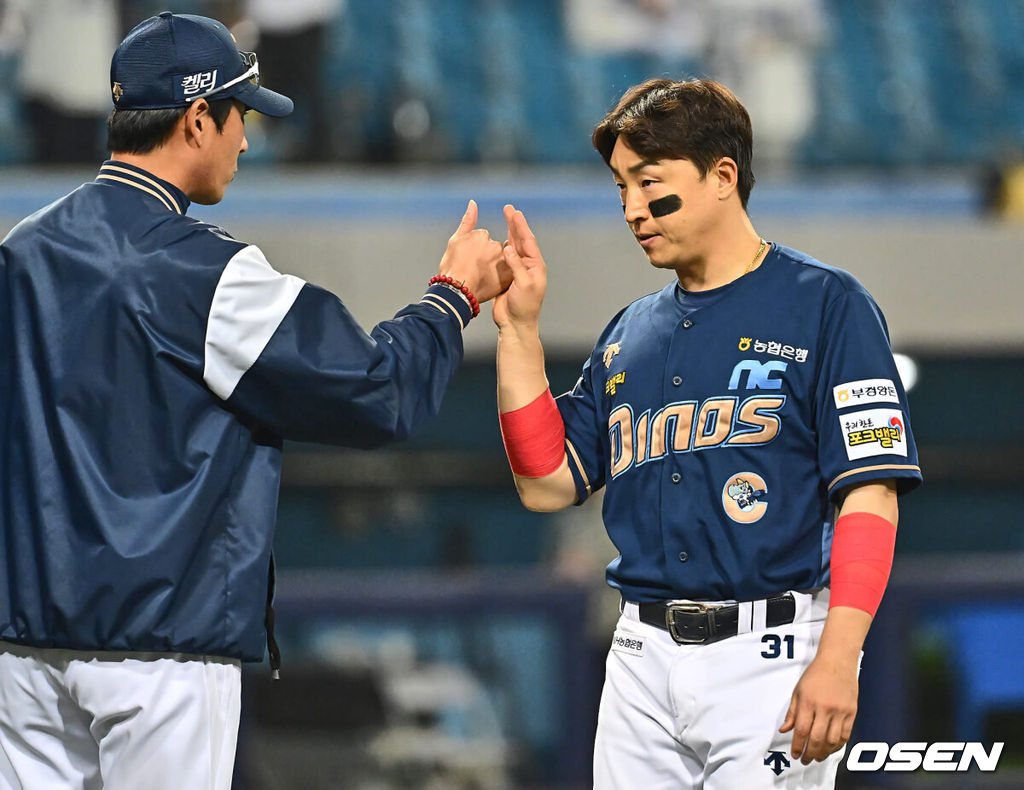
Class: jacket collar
95,160,191,215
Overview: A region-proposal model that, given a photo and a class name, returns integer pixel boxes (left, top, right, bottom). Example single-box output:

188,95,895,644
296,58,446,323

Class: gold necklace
744,238,767,275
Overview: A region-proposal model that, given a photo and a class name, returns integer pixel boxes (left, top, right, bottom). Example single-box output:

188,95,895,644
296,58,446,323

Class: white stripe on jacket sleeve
203,245,306,400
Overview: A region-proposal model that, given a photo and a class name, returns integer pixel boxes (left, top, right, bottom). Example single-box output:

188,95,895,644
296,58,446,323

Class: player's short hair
592,78,755,209
106,98,237,154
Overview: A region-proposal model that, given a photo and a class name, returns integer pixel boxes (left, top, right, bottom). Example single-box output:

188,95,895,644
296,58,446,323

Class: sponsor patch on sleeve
610,631,645,657
839,408,909,460
833,378,900,409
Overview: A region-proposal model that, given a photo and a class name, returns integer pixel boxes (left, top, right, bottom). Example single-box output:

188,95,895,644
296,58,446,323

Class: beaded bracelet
429,274,480,317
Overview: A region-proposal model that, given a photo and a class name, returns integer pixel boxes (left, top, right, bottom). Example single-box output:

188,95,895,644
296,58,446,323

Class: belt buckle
665,602,711,644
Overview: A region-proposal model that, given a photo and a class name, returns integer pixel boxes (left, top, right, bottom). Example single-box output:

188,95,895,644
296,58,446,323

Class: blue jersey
557,244,922,603
0,161,474,661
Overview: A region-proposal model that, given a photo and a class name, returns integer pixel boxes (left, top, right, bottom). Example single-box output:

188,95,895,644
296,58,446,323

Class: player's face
193,103,249,205
609,138,721,269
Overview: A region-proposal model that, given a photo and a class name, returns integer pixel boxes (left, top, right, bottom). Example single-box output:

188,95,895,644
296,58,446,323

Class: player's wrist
815,604,871,669
496,316,541,340
812,637,863,669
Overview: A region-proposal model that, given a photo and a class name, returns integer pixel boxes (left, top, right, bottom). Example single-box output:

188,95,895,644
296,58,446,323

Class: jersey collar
95,160,191,215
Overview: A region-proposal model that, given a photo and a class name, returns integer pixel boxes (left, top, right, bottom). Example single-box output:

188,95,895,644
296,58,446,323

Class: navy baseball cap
110,12,293,117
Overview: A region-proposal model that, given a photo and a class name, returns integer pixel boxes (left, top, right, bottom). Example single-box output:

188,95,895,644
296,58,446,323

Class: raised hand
492,204,547,330
438,200,511,304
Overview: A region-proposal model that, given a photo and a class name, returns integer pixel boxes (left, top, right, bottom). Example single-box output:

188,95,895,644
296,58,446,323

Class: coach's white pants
0,641,241,790
594,589,847,790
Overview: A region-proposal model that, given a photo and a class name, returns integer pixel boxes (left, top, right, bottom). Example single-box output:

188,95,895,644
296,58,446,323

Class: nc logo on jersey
722,472,768,523
729,359,788,390
603,342,622,369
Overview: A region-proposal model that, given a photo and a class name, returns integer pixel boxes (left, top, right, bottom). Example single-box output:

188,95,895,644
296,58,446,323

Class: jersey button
682,319,694,329
671,472,682,483
672,376,682,386
678,551,689,562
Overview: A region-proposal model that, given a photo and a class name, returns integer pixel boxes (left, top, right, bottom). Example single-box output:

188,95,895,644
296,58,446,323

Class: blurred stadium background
2,0,1024,788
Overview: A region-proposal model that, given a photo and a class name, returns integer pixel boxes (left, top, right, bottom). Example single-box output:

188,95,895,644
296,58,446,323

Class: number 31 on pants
761,633,795,659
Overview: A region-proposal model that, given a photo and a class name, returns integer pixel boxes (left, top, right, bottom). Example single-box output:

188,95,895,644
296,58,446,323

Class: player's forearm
815,480,900,663
814,605,872,669
496,322,549,410
496,324,577,511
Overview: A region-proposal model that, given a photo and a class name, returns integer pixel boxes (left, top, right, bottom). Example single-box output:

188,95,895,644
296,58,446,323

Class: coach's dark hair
106,98,236,154
592,78,755,209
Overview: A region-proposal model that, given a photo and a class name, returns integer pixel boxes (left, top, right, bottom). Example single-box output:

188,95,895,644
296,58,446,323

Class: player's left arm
779,478,898,764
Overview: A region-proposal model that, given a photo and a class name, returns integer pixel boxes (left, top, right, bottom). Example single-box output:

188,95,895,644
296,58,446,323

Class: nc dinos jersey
557,244,922,603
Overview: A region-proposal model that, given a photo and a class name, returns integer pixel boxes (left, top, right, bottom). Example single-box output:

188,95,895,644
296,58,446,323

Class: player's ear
184,99,210,148
714,157,739,201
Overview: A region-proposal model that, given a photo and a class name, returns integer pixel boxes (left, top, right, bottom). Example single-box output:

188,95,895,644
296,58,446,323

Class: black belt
637,593,796,645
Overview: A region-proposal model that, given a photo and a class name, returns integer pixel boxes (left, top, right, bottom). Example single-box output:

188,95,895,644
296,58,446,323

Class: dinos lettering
608,396,786,479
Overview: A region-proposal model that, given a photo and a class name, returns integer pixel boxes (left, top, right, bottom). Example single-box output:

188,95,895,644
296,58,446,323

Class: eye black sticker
648,194,682,217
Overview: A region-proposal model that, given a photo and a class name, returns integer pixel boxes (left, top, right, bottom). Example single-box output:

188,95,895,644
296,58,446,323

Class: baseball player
494,78,921,788
0,13,508,790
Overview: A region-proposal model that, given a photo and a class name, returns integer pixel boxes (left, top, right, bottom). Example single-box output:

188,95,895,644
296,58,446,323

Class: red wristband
829,512,897,617
499,390,566,477
429,274,480,317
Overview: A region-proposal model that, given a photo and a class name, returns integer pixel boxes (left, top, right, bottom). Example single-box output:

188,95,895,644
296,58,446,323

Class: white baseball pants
594,589,849,789
0,641,241,790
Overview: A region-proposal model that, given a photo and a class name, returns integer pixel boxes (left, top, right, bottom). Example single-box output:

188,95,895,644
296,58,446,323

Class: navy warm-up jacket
0,161,474,662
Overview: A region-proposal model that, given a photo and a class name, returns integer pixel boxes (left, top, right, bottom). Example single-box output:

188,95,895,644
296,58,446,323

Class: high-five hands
438,200,512,304
493,204,547,331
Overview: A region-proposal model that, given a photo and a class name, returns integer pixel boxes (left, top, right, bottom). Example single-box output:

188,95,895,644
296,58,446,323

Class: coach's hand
439,200,511,304
493,204,547,331
780,652,859,764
